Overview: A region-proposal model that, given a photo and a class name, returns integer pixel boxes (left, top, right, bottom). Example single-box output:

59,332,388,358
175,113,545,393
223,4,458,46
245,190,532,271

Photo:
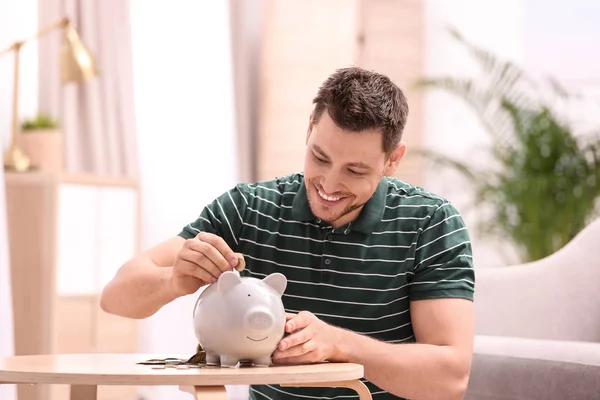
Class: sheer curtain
0,0,35,398
0,154,16,400
37,0,139,177
228,0,263,183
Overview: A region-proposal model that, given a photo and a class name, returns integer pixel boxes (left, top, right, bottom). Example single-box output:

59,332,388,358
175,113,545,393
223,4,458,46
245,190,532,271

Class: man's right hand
170,232,243,296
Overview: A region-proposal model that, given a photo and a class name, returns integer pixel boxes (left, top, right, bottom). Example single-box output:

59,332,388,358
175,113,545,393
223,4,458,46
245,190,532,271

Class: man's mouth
316,186,347,203
247,336,268,342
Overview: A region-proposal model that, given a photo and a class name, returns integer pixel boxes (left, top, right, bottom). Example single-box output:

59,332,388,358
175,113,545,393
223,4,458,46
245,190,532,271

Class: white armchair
466,218,600,399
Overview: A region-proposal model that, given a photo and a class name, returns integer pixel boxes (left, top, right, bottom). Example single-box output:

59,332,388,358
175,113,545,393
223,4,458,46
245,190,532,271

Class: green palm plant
412,28,600,262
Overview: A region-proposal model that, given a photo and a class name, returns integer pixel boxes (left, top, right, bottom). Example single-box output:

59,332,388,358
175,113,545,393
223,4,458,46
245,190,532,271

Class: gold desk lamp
0,17,98,172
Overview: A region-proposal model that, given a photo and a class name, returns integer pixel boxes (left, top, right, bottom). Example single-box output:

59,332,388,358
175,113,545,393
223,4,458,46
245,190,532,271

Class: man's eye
349,169,364,176
314,154,327,163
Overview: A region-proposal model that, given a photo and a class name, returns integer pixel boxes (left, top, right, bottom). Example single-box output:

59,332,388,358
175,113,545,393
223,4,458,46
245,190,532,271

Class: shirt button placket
322,230,333,273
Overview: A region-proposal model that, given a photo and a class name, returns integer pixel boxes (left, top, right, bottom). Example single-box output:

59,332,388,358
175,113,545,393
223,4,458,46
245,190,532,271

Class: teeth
318,189,341,202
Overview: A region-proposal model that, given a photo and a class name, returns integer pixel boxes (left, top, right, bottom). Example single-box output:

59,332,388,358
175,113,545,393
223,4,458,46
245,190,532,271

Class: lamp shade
60,23,97,83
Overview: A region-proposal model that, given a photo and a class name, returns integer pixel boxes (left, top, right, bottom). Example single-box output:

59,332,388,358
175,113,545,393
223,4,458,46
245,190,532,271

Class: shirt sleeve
409,202,475,301
178,183,250,252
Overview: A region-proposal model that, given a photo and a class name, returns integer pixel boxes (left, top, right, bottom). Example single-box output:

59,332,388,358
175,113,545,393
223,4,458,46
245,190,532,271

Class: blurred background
1,1,599,400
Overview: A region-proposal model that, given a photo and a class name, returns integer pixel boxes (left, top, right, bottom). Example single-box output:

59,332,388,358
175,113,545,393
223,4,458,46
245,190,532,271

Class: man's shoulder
239,172,304,193
382,177,466,229
232,172,304,206
383,177,451,208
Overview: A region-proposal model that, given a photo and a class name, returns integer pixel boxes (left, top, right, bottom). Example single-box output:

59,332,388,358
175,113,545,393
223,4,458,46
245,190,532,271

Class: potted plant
412,28,600,263
19,113,64,173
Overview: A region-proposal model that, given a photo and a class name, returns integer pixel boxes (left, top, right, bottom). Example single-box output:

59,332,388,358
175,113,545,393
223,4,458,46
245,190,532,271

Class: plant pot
19,129,64,173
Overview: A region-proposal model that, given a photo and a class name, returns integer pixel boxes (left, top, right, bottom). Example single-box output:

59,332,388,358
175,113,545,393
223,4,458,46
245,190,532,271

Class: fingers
187,238,231,274
277,326,312,352
285,312,297,321
272,312,329,365
176,256,217,283
273,338,316,361
285,310,312,333
176,232,243,283
196,232,240,269
272,350,319,365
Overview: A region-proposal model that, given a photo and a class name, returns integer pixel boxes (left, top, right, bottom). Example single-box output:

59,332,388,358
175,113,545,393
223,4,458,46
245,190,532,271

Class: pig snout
247,309,274,331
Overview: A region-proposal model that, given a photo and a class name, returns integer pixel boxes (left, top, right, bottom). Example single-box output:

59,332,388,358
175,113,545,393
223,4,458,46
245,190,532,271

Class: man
101,66,475,400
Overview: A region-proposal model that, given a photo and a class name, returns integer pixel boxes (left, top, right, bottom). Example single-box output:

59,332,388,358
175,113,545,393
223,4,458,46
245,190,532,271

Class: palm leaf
411,28,600,262
413,28,540,149
411,148,489,183
413,77,501,137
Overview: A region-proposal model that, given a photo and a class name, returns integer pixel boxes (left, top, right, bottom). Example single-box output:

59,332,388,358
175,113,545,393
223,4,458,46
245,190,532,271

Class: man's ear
383,143,407,176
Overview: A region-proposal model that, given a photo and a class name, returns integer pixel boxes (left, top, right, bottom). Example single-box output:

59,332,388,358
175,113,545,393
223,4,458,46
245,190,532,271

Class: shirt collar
291,180,315,221
292,176,388,234
351,177,388,234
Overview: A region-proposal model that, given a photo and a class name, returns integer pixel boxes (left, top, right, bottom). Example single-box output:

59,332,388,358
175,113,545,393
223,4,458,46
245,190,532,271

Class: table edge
0,363,365,386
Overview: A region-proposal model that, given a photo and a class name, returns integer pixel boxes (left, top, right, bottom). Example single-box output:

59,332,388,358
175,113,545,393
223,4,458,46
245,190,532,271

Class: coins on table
150,363,201,370
139,351,216,370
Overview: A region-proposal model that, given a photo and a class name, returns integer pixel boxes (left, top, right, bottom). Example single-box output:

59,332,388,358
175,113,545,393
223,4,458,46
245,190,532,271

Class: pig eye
247,294,251,297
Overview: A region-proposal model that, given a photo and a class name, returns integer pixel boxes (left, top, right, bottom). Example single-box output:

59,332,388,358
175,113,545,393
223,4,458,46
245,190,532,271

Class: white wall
0,1,37,399
422,0,525,267
522,0,600,83
522,0,600,132
129,1,240,399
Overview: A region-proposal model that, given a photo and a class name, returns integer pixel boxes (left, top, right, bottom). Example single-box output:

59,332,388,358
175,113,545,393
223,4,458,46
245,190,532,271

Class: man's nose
320,170,343,194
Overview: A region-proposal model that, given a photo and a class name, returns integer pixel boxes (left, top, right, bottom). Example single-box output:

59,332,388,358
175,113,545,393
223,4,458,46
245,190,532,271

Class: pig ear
262,273,287,297
217,271,241,294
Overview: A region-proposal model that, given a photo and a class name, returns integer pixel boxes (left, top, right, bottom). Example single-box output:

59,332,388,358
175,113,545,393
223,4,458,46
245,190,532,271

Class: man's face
303,112,405,228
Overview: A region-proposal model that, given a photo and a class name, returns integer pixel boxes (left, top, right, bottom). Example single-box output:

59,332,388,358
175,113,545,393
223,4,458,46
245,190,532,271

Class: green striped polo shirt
179,172,475,400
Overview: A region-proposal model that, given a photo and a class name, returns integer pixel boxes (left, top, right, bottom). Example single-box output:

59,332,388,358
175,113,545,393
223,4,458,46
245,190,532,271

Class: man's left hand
272,311,345,364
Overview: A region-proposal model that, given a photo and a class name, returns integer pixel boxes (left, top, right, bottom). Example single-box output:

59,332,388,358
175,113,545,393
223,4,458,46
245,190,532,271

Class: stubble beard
306,184,366,226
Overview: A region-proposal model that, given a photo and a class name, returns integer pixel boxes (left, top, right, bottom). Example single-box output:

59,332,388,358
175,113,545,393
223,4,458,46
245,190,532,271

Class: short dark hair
311,66,409,155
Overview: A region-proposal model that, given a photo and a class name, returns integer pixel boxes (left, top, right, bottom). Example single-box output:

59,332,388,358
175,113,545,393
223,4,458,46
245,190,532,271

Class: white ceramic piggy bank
192,270,287,367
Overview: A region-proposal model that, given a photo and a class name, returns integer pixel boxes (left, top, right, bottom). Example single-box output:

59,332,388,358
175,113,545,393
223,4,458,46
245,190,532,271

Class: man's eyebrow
347,161,372,170
312,144,329,158
312,144,371,170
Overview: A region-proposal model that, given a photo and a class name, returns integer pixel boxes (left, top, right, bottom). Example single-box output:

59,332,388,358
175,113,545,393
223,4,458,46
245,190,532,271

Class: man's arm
332,201,475,399
274,201,475,398
334,298,474,400
101,183,251,319
100,236,186,319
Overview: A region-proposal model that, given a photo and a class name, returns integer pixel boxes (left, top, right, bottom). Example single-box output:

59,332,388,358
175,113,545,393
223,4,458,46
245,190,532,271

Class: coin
235,256,246,272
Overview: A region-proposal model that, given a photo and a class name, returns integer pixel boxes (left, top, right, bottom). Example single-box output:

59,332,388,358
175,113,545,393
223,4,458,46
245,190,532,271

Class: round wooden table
0,353,372,400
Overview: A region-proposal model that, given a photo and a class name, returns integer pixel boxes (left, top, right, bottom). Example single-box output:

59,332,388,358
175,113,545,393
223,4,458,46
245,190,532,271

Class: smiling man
101,67,475,400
